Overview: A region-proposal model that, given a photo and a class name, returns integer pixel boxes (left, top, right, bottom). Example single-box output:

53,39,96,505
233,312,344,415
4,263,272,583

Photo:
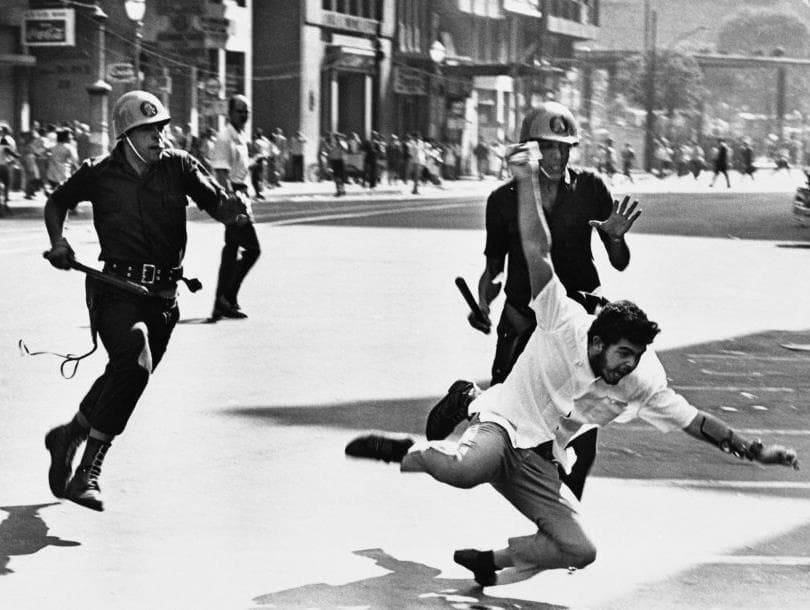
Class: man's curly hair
587,300,660,347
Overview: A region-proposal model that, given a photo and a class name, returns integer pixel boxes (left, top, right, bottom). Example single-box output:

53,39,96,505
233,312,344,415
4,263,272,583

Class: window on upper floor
325,0,381,19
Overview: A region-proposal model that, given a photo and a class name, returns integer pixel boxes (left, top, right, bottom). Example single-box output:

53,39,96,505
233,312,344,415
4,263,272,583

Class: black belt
532,441,554,461
103,261,183,286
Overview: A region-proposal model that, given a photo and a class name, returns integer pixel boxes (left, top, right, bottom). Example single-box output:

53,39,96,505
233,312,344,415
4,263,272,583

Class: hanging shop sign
393,67,427,96
23,8,75,47
319,11,378,35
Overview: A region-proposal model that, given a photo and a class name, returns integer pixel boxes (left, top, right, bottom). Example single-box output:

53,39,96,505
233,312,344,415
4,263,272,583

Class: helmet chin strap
124,133,148,166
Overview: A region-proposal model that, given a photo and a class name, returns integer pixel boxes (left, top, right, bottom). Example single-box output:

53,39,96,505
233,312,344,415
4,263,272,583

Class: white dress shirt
470,275,698,471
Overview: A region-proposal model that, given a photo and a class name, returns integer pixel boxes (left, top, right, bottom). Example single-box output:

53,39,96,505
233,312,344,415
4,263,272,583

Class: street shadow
252,547,563,609
224,388,489,437
177,316,217,325
0,503,80,575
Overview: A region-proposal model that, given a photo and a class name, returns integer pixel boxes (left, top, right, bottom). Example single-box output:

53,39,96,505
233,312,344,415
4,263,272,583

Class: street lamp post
124,0,146,89
429,40,446,140
85,1,112,157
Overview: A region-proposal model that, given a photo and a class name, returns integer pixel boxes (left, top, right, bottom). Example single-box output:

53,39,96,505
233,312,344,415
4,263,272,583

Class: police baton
42,252,151,297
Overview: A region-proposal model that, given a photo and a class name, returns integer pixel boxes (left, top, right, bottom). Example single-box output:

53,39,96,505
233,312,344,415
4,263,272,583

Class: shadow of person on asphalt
252,547,564,609
0,503,80,575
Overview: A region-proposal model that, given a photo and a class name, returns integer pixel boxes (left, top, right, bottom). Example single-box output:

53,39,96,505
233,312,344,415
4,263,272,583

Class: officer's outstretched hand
467,309,492,334
589,195,642,240
44,237,75,270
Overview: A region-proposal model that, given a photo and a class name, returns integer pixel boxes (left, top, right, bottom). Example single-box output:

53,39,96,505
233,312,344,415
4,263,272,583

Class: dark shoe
211,296,248,320
425,380,474,441
453,549,497,587
66,437,110,512
66,467,104,512
345,434,414,463
45,423,88,498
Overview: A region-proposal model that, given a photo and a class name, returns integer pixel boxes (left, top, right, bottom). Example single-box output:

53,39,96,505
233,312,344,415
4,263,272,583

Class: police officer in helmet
426,100,641,500
43,90,247,511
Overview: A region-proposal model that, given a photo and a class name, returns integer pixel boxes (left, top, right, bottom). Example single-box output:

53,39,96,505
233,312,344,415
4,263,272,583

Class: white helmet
519,101,579,145
112,90,170,139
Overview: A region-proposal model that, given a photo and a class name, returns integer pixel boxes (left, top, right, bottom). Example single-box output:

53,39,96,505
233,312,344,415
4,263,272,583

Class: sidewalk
2,168,801,218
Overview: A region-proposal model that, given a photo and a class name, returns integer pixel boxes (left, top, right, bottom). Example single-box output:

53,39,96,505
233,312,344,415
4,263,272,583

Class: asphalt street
1,173,809,609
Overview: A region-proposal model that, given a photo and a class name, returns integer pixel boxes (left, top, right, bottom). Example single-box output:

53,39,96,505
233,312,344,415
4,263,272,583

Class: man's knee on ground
559,539,597,569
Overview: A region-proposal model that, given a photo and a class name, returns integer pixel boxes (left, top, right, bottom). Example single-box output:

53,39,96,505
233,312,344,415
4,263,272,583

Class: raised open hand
588,195,641,240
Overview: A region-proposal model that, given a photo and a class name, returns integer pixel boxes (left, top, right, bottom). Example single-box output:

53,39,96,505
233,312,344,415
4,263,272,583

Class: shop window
225,51,245,98
477,89,497,126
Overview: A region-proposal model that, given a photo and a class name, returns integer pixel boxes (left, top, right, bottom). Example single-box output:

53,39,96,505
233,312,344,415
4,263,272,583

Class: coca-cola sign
23,9,75,47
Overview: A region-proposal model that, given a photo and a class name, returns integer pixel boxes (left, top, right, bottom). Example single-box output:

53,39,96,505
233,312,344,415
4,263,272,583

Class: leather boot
44,417,89,498
66,436,110,512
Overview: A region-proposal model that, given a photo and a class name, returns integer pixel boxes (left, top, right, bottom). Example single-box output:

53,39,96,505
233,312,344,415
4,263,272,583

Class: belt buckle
140,263,156,284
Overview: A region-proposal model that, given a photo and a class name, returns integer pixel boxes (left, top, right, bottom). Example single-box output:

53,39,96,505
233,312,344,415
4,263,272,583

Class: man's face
590,337,646,385
229,100,250,130
536,140,571,180
126,121,169,165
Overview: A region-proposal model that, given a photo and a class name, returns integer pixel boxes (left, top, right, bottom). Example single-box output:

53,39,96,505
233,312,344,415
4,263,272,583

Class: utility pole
643,1,657,172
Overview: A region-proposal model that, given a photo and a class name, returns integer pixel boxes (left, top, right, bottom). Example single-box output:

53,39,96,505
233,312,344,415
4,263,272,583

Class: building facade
252,0,395,168
394,0,599,172
6,0,250,153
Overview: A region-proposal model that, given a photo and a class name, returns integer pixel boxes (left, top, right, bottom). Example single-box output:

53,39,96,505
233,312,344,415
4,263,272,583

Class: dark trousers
215,221,261,305
330,158,345,193
79,280,179,436
251,158,266,195
292,155,304,181
492,301,598,501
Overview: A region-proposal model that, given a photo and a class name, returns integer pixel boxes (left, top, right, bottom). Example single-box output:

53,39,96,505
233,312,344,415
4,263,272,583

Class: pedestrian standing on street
45,128,79,192
42,90,249,511
621,142,635,183
327,132,347,196
709,137,731,188
290,130,307,182
362,133,378,189
601,137,617,184
273,127,289,181
251,128,271,198
345,141,799,587
386,134,402,184
690,140,705,179
0,121,20,207
431,101,636,500
407,133,426,195
474,137,490,180
211,94,261,320
740,138,756,180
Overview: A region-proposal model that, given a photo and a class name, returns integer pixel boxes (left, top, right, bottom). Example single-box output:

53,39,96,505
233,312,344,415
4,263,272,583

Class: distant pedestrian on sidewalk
709,137,731,188
621,142,635,183
327,132,347,196
740,138,756,180
211,94,261,321
42,90,248,511
689,141,705,179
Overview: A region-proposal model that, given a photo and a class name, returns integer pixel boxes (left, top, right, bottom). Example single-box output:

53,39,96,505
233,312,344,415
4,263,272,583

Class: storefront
322,45,377,137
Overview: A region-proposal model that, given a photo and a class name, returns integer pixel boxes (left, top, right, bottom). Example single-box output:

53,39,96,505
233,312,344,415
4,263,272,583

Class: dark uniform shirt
484,167,614,310
50,142,223,267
